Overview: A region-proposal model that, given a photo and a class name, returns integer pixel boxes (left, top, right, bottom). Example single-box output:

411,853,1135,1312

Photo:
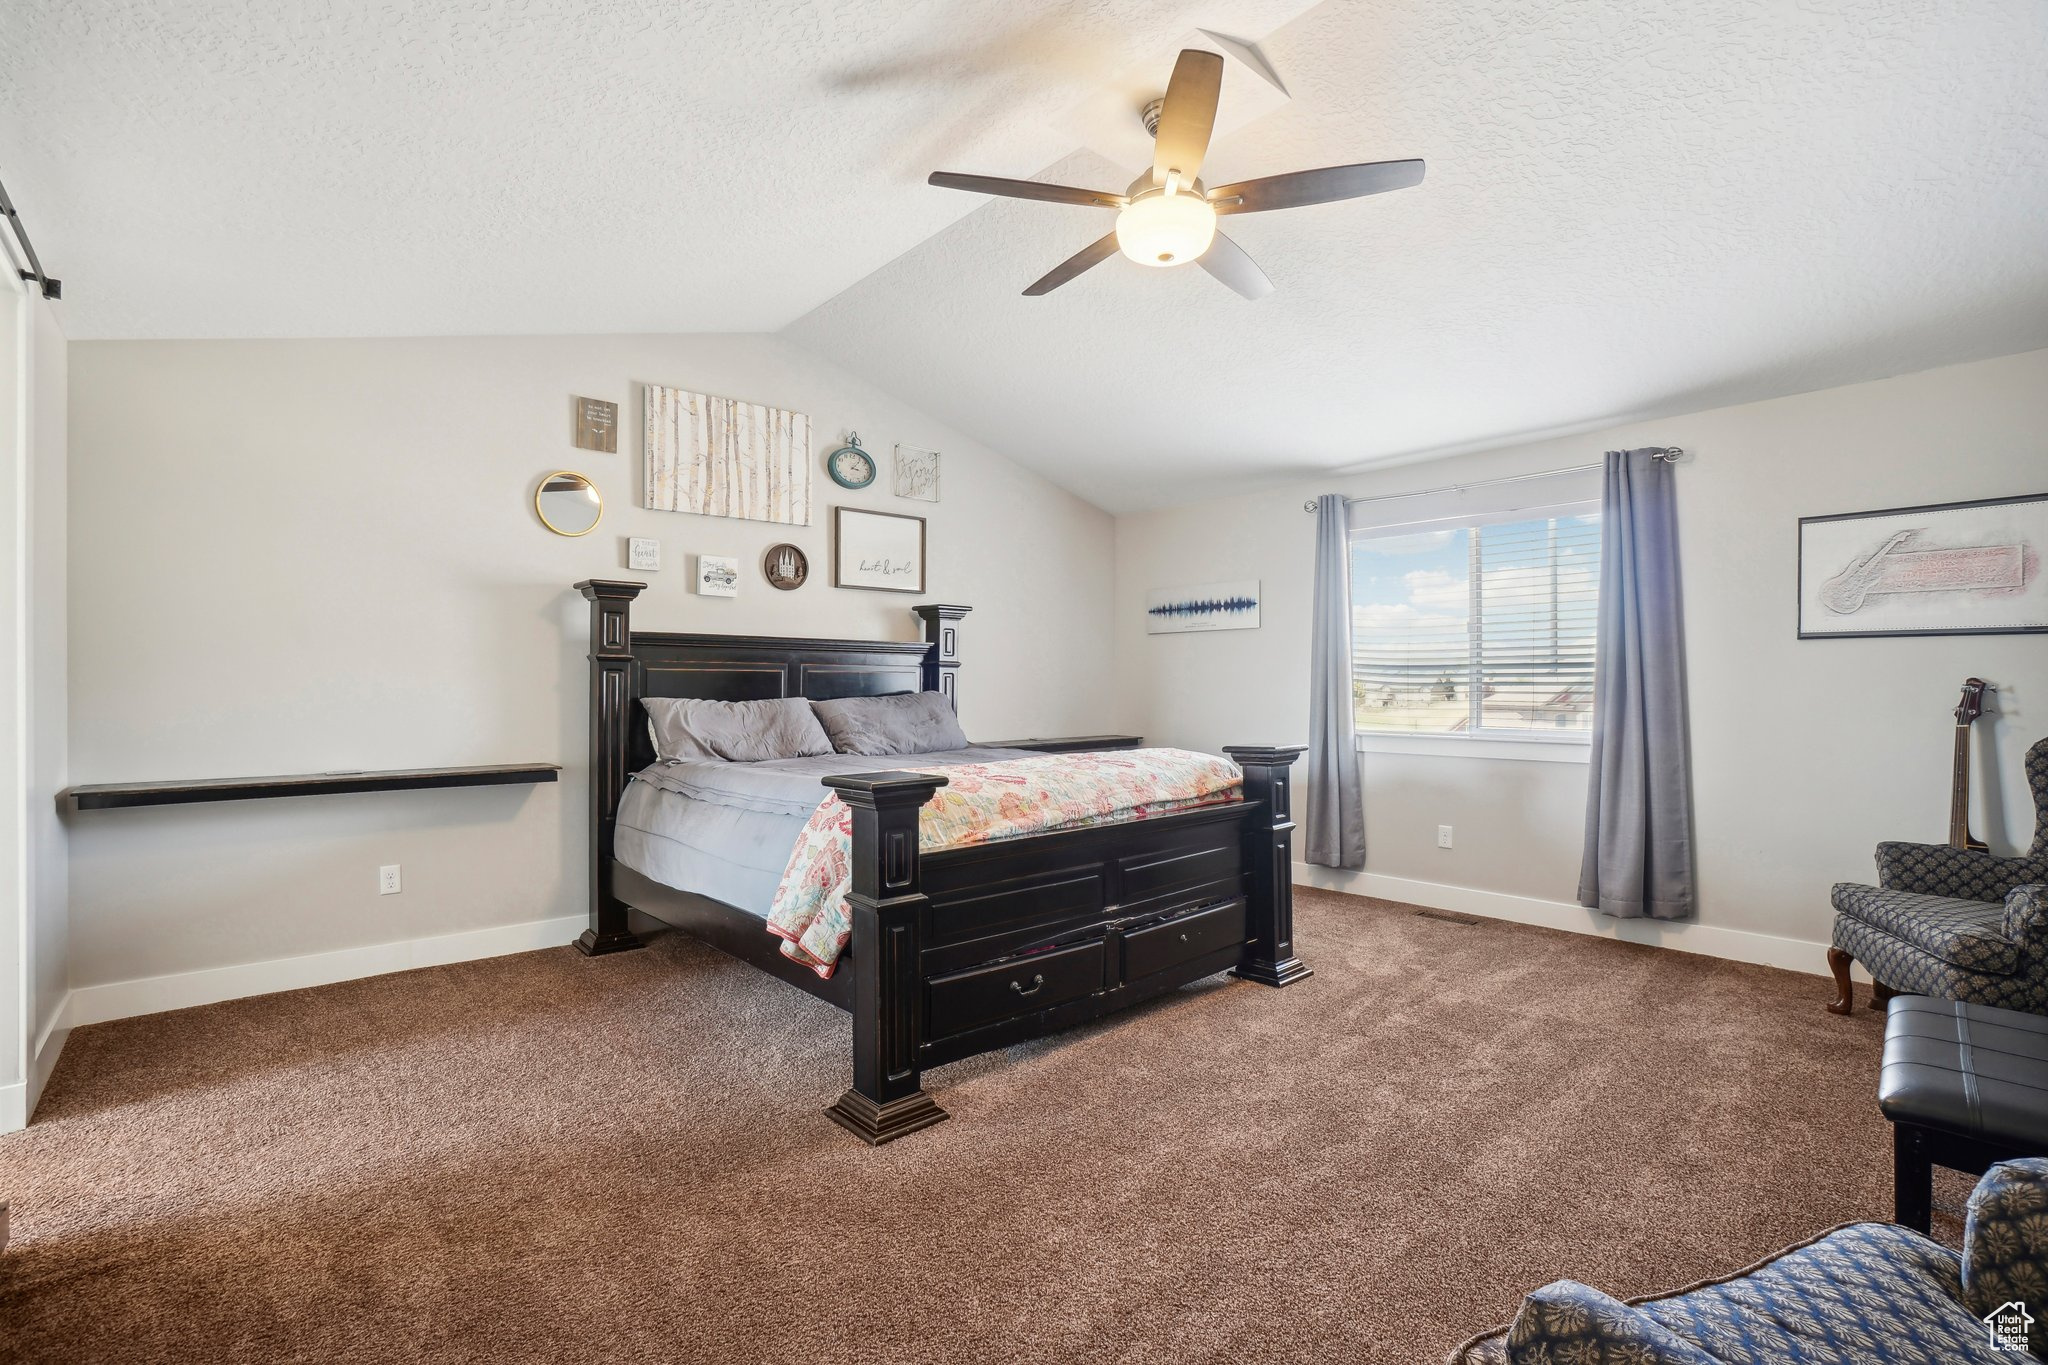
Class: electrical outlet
1436,825,1454,849
379,864,401,895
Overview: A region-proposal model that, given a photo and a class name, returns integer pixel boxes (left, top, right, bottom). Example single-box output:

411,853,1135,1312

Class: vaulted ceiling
0,0,1318,337
7,0,2046,512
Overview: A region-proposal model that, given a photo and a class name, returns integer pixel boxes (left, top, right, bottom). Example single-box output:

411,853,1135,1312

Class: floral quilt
766,748,1243,977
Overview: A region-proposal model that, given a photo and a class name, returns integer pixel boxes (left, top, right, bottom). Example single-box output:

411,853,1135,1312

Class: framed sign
893,444,940,502
1797,492,2048,638
695,554,739,598
833,507,926,594
574,396,618,453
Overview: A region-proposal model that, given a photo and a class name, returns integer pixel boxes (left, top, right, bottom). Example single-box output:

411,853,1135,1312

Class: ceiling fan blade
1151,49,1224,185
928,172,1125,209
1023,233,1121,296
1198,231,1274,300
1208,159,1426,215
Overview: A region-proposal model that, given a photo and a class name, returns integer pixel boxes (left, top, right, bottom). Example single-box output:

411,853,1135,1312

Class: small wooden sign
574,396,619,453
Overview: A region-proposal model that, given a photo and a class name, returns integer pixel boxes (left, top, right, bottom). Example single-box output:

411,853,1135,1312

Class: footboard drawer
926,939,1108,1040
1122,897,1246,982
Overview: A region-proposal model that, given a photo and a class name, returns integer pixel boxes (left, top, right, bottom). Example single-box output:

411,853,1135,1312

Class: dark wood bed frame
574,580,1310,1144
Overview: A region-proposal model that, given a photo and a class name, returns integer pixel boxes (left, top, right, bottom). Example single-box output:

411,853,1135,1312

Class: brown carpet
0,889,1930,1364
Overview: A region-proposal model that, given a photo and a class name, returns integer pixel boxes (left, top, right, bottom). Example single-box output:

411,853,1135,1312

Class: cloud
1404,569,1468,610
1353,603,1466,633
1475,563,1598,605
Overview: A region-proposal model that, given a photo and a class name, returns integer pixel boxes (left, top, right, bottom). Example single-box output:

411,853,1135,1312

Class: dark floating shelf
65,763,561,812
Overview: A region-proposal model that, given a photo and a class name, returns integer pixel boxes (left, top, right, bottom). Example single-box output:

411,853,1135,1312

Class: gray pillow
642,696,834,764
811,692,970,757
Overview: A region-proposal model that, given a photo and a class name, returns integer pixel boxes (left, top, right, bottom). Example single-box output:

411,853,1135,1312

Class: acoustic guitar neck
1949,678,1989,852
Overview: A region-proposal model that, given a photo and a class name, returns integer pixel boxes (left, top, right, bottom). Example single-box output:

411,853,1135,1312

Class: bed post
911,604,970,711
1224,745,1313,988
574,579,647,957
821,771,951,1145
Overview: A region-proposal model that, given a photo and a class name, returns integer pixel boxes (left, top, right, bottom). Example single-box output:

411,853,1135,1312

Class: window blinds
1350,506,1601,735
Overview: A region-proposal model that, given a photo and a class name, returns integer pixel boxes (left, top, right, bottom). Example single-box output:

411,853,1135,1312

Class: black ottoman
1880,995,2048,1232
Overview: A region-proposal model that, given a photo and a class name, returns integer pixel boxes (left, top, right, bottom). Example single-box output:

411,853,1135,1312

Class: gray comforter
613,747,1035,918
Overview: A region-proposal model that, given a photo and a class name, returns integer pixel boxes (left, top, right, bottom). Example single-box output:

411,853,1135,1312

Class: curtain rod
0,170,61,301
1302,447,1685,513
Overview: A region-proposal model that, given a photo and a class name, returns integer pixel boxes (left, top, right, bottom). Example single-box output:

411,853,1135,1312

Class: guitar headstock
1955,677,1989,725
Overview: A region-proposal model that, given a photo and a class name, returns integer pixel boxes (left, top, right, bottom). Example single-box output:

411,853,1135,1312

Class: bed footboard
820,744,1310,1145
821,771,952,1145
1225,745,1313,988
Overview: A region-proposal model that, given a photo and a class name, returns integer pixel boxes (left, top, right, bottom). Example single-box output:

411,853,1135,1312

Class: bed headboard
626,631,929,770
572,582,970,937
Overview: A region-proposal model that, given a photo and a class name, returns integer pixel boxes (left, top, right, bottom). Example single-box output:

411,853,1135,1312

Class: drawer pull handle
1010,974,1046,997
1179,932,1190,942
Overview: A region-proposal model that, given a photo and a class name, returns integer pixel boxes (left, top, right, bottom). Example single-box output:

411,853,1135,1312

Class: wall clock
764,543,809,590
826,433,877,489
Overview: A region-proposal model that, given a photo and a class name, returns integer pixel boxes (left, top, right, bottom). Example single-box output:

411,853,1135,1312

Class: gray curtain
1306,493,1366,870
1579,450,1695,918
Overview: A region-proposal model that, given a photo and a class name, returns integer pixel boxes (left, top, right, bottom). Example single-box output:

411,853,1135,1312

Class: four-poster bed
573,580,1310,1143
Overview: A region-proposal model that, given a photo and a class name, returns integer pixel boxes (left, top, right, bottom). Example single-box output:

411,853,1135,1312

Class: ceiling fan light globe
1114,191,1216,268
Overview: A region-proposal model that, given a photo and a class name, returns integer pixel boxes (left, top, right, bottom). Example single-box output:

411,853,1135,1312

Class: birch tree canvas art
644,384,812,526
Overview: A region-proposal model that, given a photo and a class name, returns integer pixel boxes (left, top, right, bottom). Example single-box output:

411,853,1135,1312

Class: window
1350,502,1601,738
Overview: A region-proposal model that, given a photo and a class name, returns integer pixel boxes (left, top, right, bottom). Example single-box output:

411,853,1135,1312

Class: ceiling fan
928,47,1424,299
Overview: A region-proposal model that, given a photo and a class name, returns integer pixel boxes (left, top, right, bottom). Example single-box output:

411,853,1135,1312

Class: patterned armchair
1828,737,2048,1015
1447,1157,2048,1364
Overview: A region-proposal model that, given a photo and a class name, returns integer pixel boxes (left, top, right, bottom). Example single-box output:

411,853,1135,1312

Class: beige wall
57,337,2048,1002
1115,349,2048,957
66,335,1116,991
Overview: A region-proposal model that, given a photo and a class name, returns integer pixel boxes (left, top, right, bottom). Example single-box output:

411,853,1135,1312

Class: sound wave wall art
1146,579,1262,634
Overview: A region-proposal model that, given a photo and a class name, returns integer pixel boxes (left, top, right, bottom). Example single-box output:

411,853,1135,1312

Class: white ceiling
0,0,1317,337
7,1,2047,512
788,0,2048,510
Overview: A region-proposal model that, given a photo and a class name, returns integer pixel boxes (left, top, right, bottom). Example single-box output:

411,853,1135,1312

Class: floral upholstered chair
1827,737,2048,1015
1447,1157,2048,1364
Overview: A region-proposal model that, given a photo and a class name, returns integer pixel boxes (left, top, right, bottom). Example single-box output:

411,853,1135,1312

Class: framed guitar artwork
1797,492,2048,639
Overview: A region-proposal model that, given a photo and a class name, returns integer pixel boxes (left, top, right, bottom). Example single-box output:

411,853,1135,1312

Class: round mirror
535,471,602,537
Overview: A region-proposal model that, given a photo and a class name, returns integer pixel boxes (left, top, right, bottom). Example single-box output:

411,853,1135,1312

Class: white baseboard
65,914,587,1031
1293,864,1864,982
1,1005,73,1134
29,1005,68,1108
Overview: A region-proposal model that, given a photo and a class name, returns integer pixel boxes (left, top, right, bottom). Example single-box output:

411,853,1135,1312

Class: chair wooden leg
1870,979,1899,1011
1826,946,1856,1016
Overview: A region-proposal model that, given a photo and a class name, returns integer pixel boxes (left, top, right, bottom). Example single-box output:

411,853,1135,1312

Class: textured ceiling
8,1,2047,511
0,0,1315,337
787,0,2048,511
